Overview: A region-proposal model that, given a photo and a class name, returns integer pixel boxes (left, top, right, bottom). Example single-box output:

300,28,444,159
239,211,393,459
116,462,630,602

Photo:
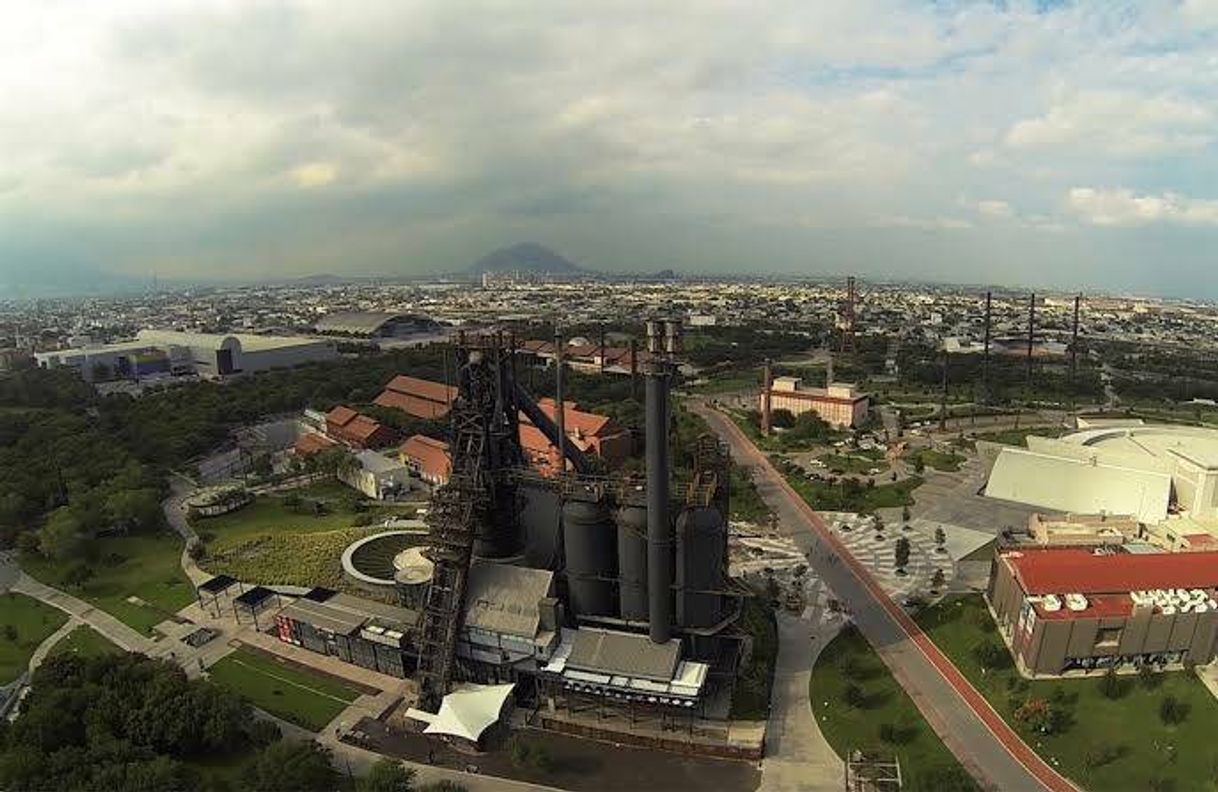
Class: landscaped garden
809,626,978,791
904,448,965,473
21,530,194,635
0,593,68,684
916,595,1218,792
783,464,923,512
971,426,1065,447
194,479,416,590
206,646,363,732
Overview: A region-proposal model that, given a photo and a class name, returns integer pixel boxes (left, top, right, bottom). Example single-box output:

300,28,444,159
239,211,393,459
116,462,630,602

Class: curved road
692,403,1077,792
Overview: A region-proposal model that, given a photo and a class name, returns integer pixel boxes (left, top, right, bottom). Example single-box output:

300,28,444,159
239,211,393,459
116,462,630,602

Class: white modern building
986,420,1218,525
34,329,337,382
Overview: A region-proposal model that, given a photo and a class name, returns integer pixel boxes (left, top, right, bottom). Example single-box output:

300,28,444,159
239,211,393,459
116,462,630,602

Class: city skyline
3,1,1218,298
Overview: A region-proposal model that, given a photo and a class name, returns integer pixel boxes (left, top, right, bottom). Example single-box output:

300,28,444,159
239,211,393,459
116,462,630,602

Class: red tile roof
1005,547,1218,595
294,432,338,456
326,405,359,427
534,398,618,439
399,434,451,481
375,375,456,420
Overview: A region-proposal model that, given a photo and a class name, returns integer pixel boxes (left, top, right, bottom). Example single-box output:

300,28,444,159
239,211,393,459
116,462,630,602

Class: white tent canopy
405,683,515,743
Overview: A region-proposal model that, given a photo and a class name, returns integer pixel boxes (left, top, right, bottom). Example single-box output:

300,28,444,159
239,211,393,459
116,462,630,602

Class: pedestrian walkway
11,573,154,653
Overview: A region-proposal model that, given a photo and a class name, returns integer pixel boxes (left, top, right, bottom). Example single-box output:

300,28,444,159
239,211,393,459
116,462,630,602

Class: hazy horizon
3,2,1218,299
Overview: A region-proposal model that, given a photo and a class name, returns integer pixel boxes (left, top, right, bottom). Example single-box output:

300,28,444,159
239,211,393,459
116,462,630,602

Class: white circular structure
341,527,428,587
392,546,435,585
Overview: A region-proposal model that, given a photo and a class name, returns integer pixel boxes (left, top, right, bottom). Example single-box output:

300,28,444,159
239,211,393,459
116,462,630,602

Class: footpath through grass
917,595,1218,792
21,530,193,635
207,646,362,731
784,467,923,512
0,593,69,684
48,624,123,661
810,626,978,791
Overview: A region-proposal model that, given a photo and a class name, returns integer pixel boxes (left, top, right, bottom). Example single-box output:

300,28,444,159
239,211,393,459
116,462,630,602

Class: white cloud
1067,188,1218,227
1005,91,1212,157
291,162,338,188
976,199,1014,219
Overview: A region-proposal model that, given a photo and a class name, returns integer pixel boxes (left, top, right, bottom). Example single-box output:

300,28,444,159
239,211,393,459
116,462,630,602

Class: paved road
692,402,1077,792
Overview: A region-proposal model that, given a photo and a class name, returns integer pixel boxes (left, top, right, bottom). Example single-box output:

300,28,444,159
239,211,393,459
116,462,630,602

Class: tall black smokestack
645,318,678,644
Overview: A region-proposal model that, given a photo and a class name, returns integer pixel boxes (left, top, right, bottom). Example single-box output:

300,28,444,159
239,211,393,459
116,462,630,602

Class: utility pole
761,359,773,436
1026,292,1036,395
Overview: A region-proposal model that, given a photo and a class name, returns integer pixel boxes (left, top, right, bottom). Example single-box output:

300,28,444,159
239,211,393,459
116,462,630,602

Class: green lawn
917,595,1218,792
207,647,362,732
810,626,978,791
819,453,885,476
21,530,193,635
48,624,123,661
0,593,69,684
904,448,965,472
786,471,923,513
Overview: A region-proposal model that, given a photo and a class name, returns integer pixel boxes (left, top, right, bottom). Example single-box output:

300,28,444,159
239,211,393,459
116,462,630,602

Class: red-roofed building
399,434,451,486
517,340,653,376
988,545,1218,676
520,399,631,475
325,405,396,449
374,375,456,420
294,431,338,457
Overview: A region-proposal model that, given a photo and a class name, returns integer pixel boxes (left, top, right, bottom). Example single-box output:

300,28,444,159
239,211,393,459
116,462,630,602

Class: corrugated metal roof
280,599,364,635
315,311,404,335
463,561,553,638
565,628,680,682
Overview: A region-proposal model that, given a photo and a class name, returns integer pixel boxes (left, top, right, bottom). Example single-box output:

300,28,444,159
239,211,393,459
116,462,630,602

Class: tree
358,759,416,792
901,505,911,523
62,561,94,589
769,409,796,429
972,641,1009,671
242,740,338,792
913,455,926,475
930,568,946,592
39,508,84,561
842,683,866,709
934,527,946,551
104,488,163,534
1100,667,1127,700
894,537,911,572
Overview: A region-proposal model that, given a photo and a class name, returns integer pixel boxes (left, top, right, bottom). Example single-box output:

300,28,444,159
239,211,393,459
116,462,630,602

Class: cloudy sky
3,0,1218,296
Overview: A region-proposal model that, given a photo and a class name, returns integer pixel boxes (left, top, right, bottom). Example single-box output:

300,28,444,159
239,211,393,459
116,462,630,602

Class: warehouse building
988,546,1218,676
314,311,445,341
274,590,417,678
398,435,451,486
35,329,337,381
325,405,396,449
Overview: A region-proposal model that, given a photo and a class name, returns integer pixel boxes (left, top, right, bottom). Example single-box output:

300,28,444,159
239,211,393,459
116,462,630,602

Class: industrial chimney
761,359,773,436
645,318,681,644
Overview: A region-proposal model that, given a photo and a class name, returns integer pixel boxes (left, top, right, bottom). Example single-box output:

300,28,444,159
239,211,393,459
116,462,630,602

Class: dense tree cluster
0,653,286,792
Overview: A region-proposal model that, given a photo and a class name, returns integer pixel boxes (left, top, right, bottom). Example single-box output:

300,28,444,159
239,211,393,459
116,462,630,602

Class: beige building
1027,513,1140,547
761,376,870,429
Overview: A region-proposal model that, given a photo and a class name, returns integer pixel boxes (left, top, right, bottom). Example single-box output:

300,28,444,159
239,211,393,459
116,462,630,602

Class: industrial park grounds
352,716,762,792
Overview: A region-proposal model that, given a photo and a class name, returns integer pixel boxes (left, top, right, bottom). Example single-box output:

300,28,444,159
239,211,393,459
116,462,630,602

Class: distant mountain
469,243,585,276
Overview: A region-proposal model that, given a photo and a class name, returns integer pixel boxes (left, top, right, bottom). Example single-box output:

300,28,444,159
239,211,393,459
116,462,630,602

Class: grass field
819,453,885,476
48,624,122,660
21,530,193,635
810,626,978,791
0,593,69,684
786,472,923,513
207,647,362,731
904,448,965,472
917,595,1218,792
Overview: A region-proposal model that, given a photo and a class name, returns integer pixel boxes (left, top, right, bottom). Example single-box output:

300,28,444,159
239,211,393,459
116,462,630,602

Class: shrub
972,641,1009,671
1100,667,1128,700
62,561,95,589
1159,695,1190,725
1084,741,1127,770
842,683,866,709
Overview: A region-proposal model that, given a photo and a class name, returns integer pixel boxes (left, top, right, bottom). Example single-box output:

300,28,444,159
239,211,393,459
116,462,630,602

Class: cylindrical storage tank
474,482,524,559
616,505,649,621
520,485,563,569
676,506,726,629
562,499,618,618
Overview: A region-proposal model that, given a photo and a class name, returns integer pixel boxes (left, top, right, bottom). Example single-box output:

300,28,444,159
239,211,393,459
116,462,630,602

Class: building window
1095,627,1122,649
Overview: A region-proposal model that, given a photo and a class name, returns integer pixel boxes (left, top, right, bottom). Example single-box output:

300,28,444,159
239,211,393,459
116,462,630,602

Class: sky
2,0,1218,297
